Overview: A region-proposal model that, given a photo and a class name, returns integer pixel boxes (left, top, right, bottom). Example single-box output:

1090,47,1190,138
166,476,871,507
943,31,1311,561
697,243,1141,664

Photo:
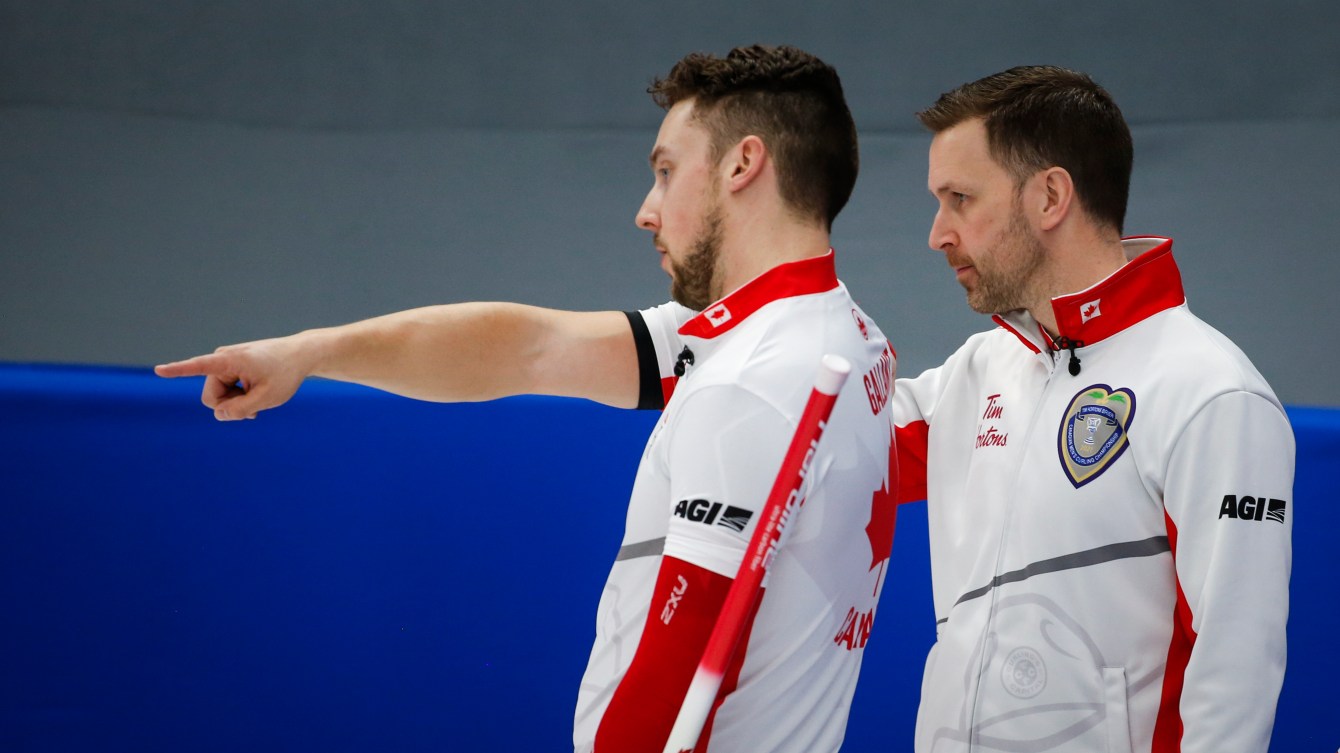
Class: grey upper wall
5,0,1339,130
2,1,1339,406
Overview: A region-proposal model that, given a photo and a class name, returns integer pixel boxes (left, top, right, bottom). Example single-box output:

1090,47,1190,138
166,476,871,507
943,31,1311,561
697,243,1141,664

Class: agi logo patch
1058,384,1136,488
1219,495,1287,524
673,498,753,533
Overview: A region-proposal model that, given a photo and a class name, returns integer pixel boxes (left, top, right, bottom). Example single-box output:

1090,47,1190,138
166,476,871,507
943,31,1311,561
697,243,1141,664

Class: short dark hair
649,44,858,230
917,65,1133,233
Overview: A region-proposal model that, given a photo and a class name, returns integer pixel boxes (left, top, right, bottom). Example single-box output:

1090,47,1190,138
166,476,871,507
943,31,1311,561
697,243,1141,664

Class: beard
668,201,725,311
959,206,1046,315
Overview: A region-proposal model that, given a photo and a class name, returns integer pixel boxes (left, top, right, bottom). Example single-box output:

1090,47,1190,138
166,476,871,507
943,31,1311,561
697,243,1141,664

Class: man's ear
723,135,768,193
1033,166,1075,232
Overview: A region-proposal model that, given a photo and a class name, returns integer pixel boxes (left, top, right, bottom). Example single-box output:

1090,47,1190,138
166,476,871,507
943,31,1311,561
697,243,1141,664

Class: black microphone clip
1055,336,1084,376
673,346,695,377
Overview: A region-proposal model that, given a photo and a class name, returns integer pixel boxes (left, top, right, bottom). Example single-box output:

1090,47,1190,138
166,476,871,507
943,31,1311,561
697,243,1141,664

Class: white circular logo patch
1001,646,1047,699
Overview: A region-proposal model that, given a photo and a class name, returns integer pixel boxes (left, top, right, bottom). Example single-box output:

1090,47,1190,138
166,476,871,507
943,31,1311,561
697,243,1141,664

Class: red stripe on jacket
1152,511,1197,752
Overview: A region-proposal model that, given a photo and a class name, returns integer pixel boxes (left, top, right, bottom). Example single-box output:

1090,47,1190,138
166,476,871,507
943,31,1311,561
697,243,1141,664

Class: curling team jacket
577,251,897,753
893,237,1294,753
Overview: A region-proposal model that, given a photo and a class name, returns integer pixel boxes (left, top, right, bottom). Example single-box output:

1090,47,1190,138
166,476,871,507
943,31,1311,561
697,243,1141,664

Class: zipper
967,353,1065,748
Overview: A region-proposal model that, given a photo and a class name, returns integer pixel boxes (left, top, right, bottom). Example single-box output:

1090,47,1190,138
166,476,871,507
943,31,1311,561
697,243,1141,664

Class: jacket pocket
1103,666,1133,753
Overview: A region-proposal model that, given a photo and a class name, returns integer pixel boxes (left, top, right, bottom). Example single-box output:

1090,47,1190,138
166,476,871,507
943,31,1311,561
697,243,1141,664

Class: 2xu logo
673,499,754,533
1218,495,1287,524
661,575,688,625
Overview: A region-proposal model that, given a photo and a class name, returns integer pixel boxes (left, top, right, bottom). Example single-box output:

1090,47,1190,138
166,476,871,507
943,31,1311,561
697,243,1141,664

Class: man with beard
892,66,1293,752
157,45,896,753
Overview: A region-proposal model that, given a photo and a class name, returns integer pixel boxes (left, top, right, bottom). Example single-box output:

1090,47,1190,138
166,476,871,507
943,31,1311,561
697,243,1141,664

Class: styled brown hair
649,44,858,230
918,65,1133,233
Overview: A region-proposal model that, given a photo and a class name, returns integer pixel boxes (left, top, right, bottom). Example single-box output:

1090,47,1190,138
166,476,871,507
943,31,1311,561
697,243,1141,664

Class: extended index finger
154,353,230,379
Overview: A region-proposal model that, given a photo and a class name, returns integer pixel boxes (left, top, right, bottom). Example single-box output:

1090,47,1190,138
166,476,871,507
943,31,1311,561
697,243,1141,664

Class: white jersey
575,251,896,752
893,237,1294,753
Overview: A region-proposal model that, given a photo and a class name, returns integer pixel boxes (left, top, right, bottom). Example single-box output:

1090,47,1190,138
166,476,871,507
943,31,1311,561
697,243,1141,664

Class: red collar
678,250,839,339
1051,236,1184,345
994,236,1186,351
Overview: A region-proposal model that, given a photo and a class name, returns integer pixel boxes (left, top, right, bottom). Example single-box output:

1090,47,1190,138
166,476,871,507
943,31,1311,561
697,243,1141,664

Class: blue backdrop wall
1,364,1335,751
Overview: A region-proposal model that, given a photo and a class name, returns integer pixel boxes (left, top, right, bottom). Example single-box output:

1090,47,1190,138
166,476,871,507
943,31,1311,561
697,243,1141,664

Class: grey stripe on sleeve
615,537,665,561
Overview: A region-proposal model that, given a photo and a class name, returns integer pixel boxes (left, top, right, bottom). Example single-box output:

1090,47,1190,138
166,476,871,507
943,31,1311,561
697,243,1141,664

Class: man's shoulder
936,325,1036,372
635,300,697,332
690,295,886,413
743,290,888,368
1128,305,1281,403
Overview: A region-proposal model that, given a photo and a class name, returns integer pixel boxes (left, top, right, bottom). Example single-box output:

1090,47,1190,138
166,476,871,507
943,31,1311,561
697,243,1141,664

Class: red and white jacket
575,251,897,753
893,237,1294,753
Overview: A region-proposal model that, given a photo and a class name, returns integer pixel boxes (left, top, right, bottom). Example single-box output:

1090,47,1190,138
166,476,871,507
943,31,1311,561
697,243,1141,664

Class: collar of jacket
678,249,840,340
993,236,1185,355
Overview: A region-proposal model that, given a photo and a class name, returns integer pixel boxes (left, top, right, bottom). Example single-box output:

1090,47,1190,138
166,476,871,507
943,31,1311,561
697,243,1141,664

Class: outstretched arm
154,303,640,420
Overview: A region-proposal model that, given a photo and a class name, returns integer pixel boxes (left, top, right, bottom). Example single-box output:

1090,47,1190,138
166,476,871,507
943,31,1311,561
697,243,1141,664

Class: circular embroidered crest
1001,646,1047,699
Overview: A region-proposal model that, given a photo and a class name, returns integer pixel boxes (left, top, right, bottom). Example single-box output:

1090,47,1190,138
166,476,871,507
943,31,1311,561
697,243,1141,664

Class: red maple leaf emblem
1083,304,1098,318
864,441,898,572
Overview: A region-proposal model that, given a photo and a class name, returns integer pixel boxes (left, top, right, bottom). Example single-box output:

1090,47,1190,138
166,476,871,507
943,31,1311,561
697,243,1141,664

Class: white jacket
578,251,896,752
893,237,1294,753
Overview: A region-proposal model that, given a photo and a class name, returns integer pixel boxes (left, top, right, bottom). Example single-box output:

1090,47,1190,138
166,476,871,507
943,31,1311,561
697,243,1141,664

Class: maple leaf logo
1080,299,1102,323
705,304,732,327
864,440,898,573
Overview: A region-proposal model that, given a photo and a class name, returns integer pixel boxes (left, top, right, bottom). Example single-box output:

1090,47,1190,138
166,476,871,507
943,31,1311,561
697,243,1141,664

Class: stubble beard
669,202,725,311
964,208,1046,315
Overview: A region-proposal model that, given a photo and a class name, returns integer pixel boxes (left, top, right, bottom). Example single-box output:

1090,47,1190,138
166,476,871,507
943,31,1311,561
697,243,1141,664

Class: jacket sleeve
594,386,794,751
892,364,948,504
1158,390,1294,753
625,302,696,410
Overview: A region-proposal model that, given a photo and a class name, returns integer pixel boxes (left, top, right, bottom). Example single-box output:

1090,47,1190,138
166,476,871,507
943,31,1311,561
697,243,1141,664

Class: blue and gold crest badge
1058,385,1137,488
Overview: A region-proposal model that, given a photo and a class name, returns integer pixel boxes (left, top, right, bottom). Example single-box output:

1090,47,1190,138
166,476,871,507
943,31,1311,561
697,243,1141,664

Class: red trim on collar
678,250,839,339
990,314,1042,354
1051,237,1185,345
